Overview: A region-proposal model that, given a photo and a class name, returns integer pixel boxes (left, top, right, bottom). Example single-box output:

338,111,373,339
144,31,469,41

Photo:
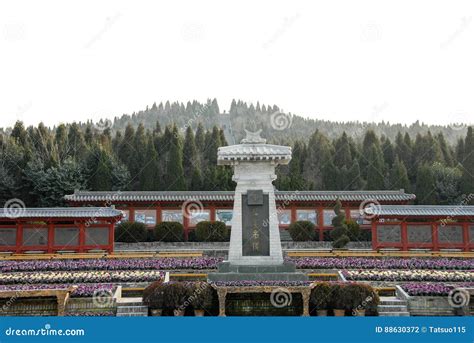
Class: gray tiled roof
364,205,474,217
64,190,415,203
217,144,292,164
0,207,122,219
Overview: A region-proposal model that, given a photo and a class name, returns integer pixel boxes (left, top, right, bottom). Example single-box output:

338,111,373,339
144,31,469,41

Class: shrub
329,283,345,309
195,221,229,242
154,222,184,242
142,281,165,309
344,283,379,312
188,282,215,310
163,282,189,309
330,199,349,248
310,282,332,310
288,221,315,241
115,221,147,242
333,234,350,249
346,220,361,241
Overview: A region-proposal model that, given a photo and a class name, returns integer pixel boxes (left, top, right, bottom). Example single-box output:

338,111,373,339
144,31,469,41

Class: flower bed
210,280,313,287
342,270,473,282
290,257,474,270
0,257,222,273
0,283,115,297
401,283,474,296
0,270,163,285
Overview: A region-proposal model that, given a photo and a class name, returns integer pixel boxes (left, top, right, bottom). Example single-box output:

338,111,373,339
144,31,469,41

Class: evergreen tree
389,156,410,191
139,135,161,191
460,127,474,201
183,126,198,188
366,145,386,190
415,164,436,204
164,125,186,190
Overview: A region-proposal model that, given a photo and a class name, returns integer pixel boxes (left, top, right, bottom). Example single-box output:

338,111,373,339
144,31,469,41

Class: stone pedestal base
208,262,308,282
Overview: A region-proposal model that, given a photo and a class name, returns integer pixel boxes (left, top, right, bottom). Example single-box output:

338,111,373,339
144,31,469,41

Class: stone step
378,311,410,317
379,300,408,306
279,230,293,242
116,306,148,314
116,313,148,317
378,305,409,312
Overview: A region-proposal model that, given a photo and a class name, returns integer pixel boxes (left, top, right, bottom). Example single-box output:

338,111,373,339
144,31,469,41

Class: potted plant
163,282,188,316
310,282,331,316
142,281,165,316
331,284,346,316
189,282,214,316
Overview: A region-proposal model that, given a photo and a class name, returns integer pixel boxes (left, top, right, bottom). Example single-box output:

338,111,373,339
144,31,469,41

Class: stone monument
208,130,308,281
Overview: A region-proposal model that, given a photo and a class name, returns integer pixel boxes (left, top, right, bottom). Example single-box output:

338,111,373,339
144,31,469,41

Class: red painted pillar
108,222,114,253
210,205,216,222
129,207,135,222
183,209,189,241
47,222,54,253
318,207,324,241
16,222,23,254
157,206,162,223
432,222,439,251
78,223,85,253
371,221,377,251
462,223,469,252
290,205,296,224
401,222,408,251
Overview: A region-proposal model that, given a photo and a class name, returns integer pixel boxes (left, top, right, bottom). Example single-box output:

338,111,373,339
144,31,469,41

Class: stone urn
150,309,162,316
194,309,205,317
333,309,345,317
316,309,328,316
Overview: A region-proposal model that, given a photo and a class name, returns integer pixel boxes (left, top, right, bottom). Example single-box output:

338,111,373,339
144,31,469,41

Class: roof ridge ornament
241,129,266,144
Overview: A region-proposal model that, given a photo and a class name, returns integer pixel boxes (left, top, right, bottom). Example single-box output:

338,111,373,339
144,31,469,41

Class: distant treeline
0,110,473,207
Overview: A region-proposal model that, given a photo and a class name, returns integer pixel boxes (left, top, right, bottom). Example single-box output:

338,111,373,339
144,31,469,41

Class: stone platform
208,262,308,282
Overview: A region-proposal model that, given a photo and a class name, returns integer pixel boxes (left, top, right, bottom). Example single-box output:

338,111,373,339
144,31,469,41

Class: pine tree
415,164,436,204
366,145,386,190
460,127,474,201
183,126,198,188
164,125,186,190
139,135,161,191
389,156,410,191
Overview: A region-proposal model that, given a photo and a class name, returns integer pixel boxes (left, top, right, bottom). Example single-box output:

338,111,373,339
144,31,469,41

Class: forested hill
0,99,473,208
100,99,466,146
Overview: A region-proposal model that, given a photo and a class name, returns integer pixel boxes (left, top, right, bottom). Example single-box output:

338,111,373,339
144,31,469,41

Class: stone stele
208,130,308,281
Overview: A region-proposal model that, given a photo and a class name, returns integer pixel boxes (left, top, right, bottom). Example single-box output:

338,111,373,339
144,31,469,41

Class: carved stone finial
241,129,266,144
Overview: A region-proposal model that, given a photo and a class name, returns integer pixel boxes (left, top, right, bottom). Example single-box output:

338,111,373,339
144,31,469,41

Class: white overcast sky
0,0,473,128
